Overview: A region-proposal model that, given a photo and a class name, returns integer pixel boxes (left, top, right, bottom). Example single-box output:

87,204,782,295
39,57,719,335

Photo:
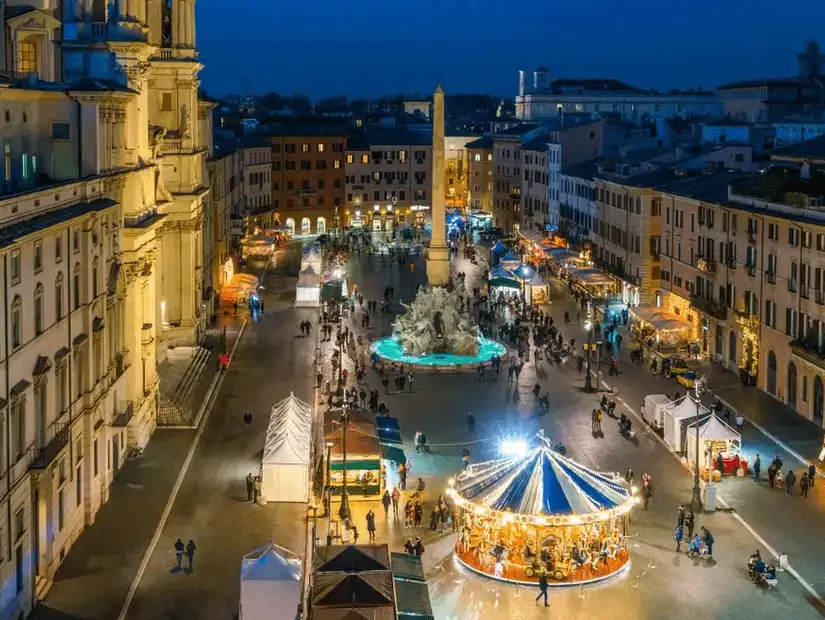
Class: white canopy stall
261,394,312,503
643,394,673,428
240,543,302,620
301,244,323,271
295,265,321,307
663,396,710,453
685,414,742,470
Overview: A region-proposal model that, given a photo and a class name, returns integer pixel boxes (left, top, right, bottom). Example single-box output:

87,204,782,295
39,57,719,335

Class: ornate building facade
0,0,210,616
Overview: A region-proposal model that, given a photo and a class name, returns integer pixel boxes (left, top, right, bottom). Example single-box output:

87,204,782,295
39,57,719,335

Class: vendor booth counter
447,433,635,586
324,410,384,497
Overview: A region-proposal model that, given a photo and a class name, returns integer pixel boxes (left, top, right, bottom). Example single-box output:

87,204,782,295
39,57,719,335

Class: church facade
0,0,211,616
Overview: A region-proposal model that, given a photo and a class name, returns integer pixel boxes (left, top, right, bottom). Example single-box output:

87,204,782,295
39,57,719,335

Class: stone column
190,0,196,48
426,83,451,286
172,0,181,47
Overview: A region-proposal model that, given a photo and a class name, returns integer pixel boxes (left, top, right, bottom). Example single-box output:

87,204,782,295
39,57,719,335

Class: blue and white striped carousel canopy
452,444,632,519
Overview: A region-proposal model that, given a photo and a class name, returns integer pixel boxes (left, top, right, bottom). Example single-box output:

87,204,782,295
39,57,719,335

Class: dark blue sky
198,0,825,98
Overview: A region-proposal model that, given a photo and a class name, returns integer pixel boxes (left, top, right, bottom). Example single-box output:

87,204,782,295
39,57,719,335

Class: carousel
447,433,635,586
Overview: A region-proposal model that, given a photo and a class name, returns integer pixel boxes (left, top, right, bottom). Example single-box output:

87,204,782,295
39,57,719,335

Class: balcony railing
28,421,70,470
112,401,134,428
791,337,825,371
690,294,728,321
726,257,737,270
789,281,798,293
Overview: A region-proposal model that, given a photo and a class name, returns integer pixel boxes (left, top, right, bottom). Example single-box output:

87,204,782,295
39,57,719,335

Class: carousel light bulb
474,507,485,515
634,497,641,505
448,477,455,486
631,485,638,494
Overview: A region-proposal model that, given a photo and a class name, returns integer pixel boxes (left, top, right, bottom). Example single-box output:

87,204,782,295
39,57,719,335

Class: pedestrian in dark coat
414,502,423,528
674,524,684,552
246,473,254,501
785,469,796,497
809,462,817,487
429,507,439,531
366,510,377,541
800,472,810,498
685,509,695,538
535,572,549,606
413,537,425,556
174,538,184,569
753,454,761,483
381,491,391,516
185,540,196,571
404,538,415,555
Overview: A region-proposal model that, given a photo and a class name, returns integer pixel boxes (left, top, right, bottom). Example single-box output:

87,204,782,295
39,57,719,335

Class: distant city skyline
197,0,825,98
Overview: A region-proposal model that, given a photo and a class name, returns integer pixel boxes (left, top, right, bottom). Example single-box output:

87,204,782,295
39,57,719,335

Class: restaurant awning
630,306,693,331
329,459,381,471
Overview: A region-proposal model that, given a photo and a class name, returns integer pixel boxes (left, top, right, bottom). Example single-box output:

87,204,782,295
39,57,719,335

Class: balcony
114,353,128,380
695,256,717,274
690,294,728,321
112,401,134,428
791,336,825,371
28,421,70,470
747,230,757,244
299,189,316,196
726,258,737,270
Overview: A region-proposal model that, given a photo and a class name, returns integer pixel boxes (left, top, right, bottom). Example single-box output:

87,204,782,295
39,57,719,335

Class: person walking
174,538,185,570
185,539,196,572
413,502,423,528
246,473,254,501
752,454,761,483
700,527,714,557
408,372,415,392
800,472,810,498
685,509,695,539
404,538,415,555
785,469,796,497
467,412,476,435
809,462,817,488
391,486,400,518
535,571,549,606
366,509,377,541
413,537,425,556
674,523,684,552
253,476,262,503
381,490,391,516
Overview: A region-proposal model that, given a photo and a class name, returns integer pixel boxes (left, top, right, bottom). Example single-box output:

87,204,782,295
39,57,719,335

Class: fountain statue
393,286,480,356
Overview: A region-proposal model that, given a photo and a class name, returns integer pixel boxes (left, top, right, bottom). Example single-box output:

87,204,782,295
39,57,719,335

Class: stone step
171,347,211,407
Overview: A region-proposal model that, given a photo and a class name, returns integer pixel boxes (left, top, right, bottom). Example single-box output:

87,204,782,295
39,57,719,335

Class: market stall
628,306,696,356
376,415,407,488
642,394,672,429
499,251,523,272
301,244,322,271
295,265,321,307
526,272,549,305
321,264,348,302
324,411,383,497
242,234,277,259
447,432,635,586
662,396,710,453
219,273,260,307
570,268,616,299
684,414,743,477
239,543,302,620
260,394,312,503
489,240,508,267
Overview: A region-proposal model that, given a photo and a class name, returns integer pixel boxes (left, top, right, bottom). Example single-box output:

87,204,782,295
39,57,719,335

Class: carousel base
454,551,630,588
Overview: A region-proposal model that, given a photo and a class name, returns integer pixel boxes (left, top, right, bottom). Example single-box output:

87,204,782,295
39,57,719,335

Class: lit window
317,144,325,152
346,154,353,164
18,41,36,75
361,154,369,164
334,160,341,169
301,143,310,152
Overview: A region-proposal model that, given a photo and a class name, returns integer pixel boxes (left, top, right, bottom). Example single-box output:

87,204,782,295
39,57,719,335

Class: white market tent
240,543,302,620
301,245,323,271
663,396,710,452
643,394,673,427
685,414,741,468
295,265,321,307
261,394,312,503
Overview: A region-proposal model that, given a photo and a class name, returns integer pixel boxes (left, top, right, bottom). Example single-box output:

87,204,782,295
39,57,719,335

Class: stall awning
376,422,402,445
394,578,435,620
380,444,406,465
630,306,693,331
488,277,521,289
571,268,614,286
330,460,381,471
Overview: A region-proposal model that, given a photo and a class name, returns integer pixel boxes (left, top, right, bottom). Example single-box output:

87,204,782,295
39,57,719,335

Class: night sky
198,0,825,98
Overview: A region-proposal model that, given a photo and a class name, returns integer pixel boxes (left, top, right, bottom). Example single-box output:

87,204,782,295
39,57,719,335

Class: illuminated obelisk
426,83,451,286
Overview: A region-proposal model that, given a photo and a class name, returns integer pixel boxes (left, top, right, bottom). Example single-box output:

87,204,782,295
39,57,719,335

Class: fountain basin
369,335,508,372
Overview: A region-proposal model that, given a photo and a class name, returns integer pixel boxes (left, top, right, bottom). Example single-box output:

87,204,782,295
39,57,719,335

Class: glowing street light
500,438,528,457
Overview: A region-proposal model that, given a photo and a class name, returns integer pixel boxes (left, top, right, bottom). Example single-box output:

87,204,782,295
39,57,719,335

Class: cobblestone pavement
311,241,825,620
33,241,318,620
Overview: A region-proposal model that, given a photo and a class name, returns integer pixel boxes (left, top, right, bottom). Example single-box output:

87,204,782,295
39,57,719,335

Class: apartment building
492,125,541,233
243,145,274,229
520,137,550,232
557,160,598,246
0,0,212,615
344,131,433,230
207,144,244,302
445,133,478,209
547,116,605,230
466,136,494,213
270,128,347,235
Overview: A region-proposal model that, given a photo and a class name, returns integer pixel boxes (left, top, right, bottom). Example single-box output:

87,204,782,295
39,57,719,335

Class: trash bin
703,481,717,512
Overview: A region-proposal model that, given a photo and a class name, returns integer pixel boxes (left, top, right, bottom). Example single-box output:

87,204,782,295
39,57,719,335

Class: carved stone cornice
123,248,158,284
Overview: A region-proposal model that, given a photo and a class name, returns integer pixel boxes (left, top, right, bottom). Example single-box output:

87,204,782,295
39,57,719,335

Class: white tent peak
241,543,302,582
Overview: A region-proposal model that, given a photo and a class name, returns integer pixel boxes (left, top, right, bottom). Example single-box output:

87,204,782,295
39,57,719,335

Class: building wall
242,146,273,229
516,93,722,123
271,135,346,235
445,136,475,209
467,146,494,212
492,137,522,232
557,172,596,244
344,143,433,230
521,148,548,231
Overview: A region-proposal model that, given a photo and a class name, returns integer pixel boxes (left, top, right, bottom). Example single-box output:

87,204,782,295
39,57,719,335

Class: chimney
534,67,549,92
518,70,527,97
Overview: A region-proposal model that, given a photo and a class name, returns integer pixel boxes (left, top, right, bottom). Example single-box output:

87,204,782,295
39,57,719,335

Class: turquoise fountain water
370,335,507,367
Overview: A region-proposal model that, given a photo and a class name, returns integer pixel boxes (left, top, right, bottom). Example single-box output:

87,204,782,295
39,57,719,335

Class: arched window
788,362,798,409
55,273,64,320
34,283,44,336
11,294,22,349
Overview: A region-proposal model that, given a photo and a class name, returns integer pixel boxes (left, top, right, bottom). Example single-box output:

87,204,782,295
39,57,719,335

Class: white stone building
0,0,211,616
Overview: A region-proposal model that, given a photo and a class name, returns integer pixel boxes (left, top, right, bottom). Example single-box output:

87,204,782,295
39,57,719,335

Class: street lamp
691,376,707,512
338,408,351,520
584,315,594,392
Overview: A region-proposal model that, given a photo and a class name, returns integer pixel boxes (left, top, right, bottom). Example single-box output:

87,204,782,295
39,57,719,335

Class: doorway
113,435,120,474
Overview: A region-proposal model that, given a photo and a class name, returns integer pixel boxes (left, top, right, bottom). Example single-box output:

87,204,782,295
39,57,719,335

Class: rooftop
717,76,814,90
0,198,117,249
347,130,433,150
521,136,550,152
492,123,539,137
266,124,350,138
731,166,825,207
561,159,601,179
465,135,494,149
768,135,825,161
550,78,639,93
656,170,749,203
